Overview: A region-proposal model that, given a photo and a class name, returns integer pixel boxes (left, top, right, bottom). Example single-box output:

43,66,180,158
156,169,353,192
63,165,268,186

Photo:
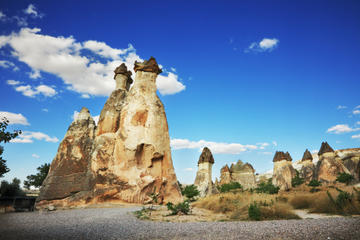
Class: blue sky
0,0,359,185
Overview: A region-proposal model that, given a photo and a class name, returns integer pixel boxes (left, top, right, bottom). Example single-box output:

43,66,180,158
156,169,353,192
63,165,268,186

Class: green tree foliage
181,184,200,201
23,163,50,189
291,170,304,187
0,178,25,197
0,118,21,178
336,173,354,185
218,182,243,193
255,179,280,194
166,200,190,215
308,179,321,187
248,202,261,221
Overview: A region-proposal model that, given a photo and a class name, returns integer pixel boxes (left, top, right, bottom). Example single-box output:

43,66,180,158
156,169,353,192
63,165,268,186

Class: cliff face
194,147,218,197
37,58,182,208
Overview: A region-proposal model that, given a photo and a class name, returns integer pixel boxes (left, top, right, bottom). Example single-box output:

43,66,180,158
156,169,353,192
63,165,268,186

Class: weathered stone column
272,151,296,191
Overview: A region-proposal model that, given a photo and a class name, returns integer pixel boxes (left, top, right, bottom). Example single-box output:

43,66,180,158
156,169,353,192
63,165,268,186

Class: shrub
291,170,304,187
336,173,354,185
181,184,199,201
308,180,321,187
218,182,242,193
166,200,190,215
255,179,279,194
248,202,261,220
0,178,25,197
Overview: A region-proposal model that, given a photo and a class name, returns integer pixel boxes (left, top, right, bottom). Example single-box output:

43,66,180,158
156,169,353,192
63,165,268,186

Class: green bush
248,202,261,221
218,182,242,193
336,173,354,185
308,179,321,187
291,170,304,187
0,178,25,197
166,200,190,215
181,184,199,201
255,179,279,194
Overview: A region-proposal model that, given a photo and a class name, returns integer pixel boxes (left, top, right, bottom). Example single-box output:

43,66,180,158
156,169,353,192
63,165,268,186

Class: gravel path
1,207,359,240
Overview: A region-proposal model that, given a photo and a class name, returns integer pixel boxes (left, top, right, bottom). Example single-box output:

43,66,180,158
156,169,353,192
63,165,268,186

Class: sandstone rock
299,149,316,183
229,160,256,189
337,148,360,181
37,107,96,205
272,151,296,191
220,165,231,185
301,149,313,162
316,142,349,184
37,57,182,208
194,147,218,197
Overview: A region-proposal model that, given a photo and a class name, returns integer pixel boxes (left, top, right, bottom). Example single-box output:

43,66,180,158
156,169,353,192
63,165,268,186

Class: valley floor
1,206,359,240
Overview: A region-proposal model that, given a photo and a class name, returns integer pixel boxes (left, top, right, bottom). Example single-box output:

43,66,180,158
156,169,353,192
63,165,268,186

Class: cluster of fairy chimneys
273,141,334,163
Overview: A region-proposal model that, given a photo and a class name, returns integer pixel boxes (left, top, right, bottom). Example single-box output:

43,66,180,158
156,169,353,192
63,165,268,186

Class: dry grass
193,192,299,220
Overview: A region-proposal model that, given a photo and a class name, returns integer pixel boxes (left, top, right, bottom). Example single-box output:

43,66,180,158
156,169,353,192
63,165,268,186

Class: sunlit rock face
336,148,360,182
220,165,231,185
299,149,316,183
272,151,296,191
37,58,182,208
219,160,256,189
316,142,350,184
37,107,96,206
92,57,182,204
194,147,218,197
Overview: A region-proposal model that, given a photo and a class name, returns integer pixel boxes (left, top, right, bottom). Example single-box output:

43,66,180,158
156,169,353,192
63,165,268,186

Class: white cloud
352,134,360,139
0,11,6,20
0,28,185,96
327,124,360,134
311,150,318,154
184,168,194,172
93,115,99,124
337,105,347,110
256,142,269,149
32,153,40,158
0,111,29,125
353,110,360,115
246,38,279,52
170,67,176,72
24,4,43,18
355,105,360,109
356,121,360,125
157,72,185,95
171,138,263,154
81,94,90,99
272,141,278,147
12,16,28,27
42,108,48,112
6,80,21,85
0,60,19,71
11,131,58,143
12,84,57,98
29,69,41,79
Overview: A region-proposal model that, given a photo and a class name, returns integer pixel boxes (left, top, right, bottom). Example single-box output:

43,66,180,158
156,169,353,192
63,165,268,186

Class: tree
291,170,305,187
336,173,354,185
0,178,25,197
0,117,21,178
24,163,50,189
181,184,200,201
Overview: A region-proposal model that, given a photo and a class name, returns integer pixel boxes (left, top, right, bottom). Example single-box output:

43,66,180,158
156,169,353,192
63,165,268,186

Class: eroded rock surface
194,147,218,197
337,148,360,181
299,149,315,183
272,151,296,191
219,160,256,189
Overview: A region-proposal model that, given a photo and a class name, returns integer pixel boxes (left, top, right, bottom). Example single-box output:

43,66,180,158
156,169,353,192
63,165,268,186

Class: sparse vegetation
255,179,279,194
308,179,321,187
24,163,50,189
248,202,261,220
181,184,200,201
166,200,191,215
291,170,304,187
134,207,150,220
0,178,25,197
218,182,242,193
336,173,354,185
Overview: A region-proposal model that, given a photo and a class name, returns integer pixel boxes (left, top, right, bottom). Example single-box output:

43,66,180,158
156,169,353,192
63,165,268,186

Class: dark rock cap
221,164,230,172
273,151,292,162
114,63,133,82
318,142,334,156
134,57,162,74
301,149,313,161
198,147,215,165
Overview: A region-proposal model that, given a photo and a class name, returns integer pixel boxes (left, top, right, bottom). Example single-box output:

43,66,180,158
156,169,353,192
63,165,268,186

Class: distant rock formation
337,148,360,182
37,58,182,208
272,151,296,191
316,142,349,184
37,107,96,205
194,147,218,197
219,160,256,189
299,149,315,183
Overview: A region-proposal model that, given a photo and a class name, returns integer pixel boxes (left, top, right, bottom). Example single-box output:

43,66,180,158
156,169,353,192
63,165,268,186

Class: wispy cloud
352,134,360,139
246,38,279,53
184,168,194,172
0,111,29,125
24,4,43,18
31,153,40,158
337,105,347,110
327,124,360,134
0,60,19,71
10,131,58,143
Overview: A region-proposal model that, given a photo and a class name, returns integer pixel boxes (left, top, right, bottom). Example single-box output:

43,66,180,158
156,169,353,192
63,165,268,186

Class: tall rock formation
272,151,296,191
194,147,218,197
37,58,182,208
299,149,315,183
37,107,96,206
316,142,350,184
219,160,256,189
337,148,360,182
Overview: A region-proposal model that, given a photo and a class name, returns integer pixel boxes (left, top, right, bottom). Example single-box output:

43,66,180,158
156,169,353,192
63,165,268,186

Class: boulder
316,142,350,184
194,147,218,197
272,151,296,191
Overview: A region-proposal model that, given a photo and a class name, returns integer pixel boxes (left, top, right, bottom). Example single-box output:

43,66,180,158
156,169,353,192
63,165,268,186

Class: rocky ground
1,206,360,240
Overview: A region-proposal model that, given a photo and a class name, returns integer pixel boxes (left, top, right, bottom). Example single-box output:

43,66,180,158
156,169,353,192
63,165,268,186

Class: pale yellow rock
272,159,296,191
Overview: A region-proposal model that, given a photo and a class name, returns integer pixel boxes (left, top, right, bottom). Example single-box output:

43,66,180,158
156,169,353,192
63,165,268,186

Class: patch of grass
134,207,150,220
248,202,261,221
166,200,191,215
255,179,279,194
